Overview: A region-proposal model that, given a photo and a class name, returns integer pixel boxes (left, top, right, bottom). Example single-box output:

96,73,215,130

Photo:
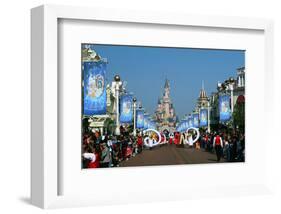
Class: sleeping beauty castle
154,79,177,132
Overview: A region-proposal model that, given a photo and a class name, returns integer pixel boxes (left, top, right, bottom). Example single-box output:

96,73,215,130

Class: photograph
81,44,245,169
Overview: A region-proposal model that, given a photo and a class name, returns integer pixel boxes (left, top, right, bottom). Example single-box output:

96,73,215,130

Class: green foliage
233,102,245,131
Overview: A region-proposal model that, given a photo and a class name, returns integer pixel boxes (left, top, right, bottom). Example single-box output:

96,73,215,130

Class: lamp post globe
229,77,235,83
207,97,211,133
114,75,121,82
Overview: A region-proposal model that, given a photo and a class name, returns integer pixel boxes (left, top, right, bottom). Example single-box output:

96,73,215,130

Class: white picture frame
31,4,274,209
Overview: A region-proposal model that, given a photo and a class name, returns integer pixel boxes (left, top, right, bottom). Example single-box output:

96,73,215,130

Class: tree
233,101,245,132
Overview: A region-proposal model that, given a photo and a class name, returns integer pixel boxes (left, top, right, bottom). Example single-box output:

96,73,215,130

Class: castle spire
158,97,161,104
164,78,169,89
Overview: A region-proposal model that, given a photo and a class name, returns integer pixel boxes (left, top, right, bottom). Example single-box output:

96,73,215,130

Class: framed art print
31,5,274,209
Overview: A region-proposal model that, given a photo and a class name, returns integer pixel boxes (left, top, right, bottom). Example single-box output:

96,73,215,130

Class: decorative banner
188,115,193,128
147,120,152,129
182,120,188,132
219,95,231,122
193,113,199,128
178,123,182,132
147,120,156,129
199,109,208,127
136,109,144,129
120,94,133,123
83,61,107,115
147,121,152,129
143,115,149,129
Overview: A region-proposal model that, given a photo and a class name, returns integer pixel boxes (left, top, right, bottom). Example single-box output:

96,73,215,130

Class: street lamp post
133,97,137,137
227,77,235,113
229,85,234,113
114,75,122,136
207,98,211,133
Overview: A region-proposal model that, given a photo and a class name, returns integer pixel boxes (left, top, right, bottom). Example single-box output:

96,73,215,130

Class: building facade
210,67,245,129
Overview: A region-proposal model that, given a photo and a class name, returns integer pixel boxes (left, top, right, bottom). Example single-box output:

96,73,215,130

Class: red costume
137,136,143,146
174,132,180,145
126,147,133,158
160,134,164,143
169,137,173,144
88,153,100,168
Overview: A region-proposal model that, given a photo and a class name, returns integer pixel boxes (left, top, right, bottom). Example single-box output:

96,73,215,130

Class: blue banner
193,113,199,128
219,95,231,122
188,116,193,128
147,120,152,129
136,110,144,129
143,115,149,129
83,61,107,115
120,94,133,123
147,120,156,130
183,120,188,131
178,122,182,132
199,109,208,127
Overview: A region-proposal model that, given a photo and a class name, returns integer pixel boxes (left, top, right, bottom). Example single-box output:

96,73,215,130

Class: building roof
199,88,207,99
198,80,208,100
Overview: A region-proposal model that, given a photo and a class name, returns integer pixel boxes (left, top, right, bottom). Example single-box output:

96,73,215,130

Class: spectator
100,142,111,168
82,147,100,168
213,133,223,162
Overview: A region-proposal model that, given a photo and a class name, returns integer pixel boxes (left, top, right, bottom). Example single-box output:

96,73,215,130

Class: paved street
120,144,225,167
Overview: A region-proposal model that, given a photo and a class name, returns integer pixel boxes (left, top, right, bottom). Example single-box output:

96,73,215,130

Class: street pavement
120,144,226,167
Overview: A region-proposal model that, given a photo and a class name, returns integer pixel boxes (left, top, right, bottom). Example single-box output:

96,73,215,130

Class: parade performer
169,133,174,145
174,132,180,146
213,133,223,162
160,133,167,146
187,133,194,147
137,133,143,153
184,133,189,145
147,136,153,150
184,128,200,148
179,133,185,147
143,129,161,149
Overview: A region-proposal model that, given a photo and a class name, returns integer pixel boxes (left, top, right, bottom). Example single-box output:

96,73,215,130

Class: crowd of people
82,127,145,169
176,130,245,162
82,125,245,169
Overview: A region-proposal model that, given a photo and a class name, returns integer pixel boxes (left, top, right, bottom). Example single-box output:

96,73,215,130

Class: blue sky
87,44,245,119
